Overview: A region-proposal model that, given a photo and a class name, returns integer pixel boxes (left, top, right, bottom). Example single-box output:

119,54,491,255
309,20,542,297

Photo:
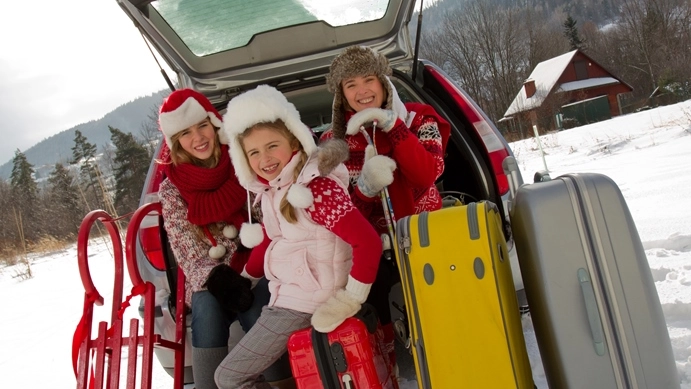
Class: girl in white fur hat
157,88,292,389
215,85,381,389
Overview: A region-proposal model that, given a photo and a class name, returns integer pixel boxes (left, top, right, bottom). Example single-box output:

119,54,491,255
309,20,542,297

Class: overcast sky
0,0,436,166
0,0,172,165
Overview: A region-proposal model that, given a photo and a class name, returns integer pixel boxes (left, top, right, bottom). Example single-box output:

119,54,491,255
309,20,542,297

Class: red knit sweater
321,102,449,234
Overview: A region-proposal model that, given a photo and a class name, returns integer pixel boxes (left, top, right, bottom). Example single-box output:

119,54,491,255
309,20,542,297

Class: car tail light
426,66,511,195
138,146,169,271
139,192,166,271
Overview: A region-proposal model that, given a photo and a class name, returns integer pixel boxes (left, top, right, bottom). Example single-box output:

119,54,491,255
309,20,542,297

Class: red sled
287,304,398,389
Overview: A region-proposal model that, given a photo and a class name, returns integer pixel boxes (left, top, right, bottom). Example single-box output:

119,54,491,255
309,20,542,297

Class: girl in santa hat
157,88,292,389
214,85,382,389
320,45,451,370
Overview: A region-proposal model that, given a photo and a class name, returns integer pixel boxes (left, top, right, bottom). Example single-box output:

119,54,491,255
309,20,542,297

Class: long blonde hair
238,120,308,223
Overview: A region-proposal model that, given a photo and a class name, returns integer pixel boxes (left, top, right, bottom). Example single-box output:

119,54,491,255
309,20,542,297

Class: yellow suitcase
394,201,533,388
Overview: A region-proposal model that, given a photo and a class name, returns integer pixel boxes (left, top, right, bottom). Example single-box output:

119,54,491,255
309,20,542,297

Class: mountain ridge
0,89,169,181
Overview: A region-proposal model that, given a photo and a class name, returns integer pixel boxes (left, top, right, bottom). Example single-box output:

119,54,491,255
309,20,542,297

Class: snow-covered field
1,100,689,388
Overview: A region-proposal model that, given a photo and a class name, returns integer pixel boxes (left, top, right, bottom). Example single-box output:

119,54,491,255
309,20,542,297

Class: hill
0,89,169,181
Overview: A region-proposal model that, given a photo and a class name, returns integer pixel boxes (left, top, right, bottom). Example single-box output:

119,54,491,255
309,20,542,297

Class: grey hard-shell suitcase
510,172,678,389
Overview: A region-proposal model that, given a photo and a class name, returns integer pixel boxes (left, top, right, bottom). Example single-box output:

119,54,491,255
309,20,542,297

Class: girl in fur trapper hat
321,45,451,369
157,88,293,389
216,85,384,389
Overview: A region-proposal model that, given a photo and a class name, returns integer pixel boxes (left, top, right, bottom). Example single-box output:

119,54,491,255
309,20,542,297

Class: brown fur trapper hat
326,46,395,139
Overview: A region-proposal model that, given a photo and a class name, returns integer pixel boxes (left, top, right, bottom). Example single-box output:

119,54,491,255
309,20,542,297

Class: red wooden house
501,49,633,135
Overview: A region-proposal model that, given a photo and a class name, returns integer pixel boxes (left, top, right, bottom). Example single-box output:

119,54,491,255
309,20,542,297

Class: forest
416,0,691,136
1,0,689,268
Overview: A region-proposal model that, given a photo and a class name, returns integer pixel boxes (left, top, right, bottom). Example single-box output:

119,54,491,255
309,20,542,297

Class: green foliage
563,15,586,51
10,150,40,240
45,163,81,239
109,126,149,215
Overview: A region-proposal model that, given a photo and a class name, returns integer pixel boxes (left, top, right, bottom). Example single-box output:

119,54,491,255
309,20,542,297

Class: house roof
503,50,631,117
504,50,578,117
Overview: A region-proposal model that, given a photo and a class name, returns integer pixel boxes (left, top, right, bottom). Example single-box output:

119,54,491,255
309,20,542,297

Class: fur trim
208,245,226,259
286,183,314,209
159,89,224,148
326,46,394,139
223,85,317,188
316,138,349,176
239,222,264,248
222,225,238,239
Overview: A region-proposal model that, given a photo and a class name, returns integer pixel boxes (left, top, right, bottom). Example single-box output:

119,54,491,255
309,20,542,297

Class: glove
204,264,254,315
346,108,397,135
356,147,396,198
316,138,349,176
311,276,372,333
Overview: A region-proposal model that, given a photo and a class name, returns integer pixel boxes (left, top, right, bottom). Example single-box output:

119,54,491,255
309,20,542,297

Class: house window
575,61,588,80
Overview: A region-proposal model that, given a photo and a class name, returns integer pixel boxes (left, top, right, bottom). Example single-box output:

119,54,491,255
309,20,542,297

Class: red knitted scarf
165,145,247,226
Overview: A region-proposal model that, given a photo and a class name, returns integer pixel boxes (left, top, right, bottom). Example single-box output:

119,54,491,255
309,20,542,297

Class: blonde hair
168,120,222,168
238,120,307,223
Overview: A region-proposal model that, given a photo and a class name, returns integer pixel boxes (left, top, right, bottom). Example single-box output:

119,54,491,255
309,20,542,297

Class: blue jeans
190,277,271,348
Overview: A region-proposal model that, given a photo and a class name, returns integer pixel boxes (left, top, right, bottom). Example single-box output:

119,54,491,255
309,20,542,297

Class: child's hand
356,150,396,198
311,290,361,333
346,108,397,135
311,276,371,333
204,264,254,314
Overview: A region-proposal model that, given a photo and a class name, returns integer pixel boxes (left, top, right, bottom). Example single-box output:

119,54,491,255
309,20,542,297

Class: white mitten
357,152,396,198
240,268,261,289
311,276,372,333
346,108,397,135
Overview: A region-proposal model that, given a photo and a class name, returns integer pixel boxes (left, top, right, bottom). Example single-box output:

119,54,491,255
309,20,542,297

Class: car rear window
152,0,389,56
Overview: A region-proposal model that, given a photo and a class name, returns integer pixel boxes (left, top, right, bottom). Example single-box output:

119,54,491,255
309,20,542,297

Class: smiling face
241,124,298,181
176,118,217,161
341,75,386,112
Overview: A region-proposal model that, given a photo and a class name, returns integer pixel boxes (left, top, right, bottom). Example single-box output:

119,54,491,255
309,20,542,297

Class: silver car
117,0,524,382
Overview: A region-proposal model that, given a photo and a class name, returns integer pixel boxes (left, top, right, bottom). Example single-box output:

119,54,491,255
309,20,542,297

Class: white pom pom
223,225,238,239
240,222,264,248
208,245,226,259
286,184,314,209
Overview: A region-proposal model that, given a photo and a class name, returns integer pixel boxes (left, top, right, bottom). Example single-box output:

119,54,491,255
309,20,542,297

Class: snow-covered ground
1,100,689,388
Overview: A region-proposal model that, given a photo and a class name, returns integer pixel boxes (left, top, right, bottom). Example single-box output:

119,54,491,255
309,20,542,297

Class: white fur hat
222,85,318,248
158,89,226,148
222,85,317,188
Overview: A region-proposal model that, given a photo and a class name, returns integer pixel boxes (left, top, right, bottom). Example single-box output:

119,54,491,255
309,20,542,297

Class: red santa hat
158,89,227,148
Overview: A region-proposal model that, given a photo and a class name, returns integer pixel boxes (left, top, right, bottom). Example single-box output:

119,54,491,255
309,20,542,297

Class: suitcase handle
578,268,606,356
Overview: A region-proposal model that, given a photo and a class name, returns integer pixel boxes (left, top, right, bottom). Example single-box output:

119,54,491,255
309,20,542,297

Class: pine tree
563,15,586,51
70,130,102,210
109,126,149,215
46,163,82,238
10,149,40,241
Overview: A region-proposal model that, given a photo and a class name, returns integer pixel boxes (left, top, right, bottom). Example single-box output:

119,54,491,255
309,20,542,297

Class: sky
0,0,172,165
0,0,437,166
1,100,689,387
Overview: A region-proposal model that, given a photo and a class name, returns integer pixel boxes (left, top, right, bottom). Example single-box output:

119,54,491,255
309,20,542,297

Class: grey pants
214,306,312,389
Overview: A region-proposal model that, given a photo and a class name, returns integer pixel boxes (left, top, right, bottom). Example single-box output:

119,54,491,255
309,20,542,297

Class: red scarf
165,144,247,227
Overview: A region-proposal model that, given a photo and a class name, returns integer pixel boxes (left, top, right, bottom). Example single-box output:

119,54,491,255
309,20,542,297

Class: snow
559,77,619,92
2,100,690,388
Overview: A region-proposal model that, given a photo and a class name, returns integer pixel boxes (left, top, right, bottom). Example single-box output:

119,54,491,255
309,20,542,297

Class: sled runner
73,203,187,389
510,172,678,389
394,202,534,388
287,304,397,389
